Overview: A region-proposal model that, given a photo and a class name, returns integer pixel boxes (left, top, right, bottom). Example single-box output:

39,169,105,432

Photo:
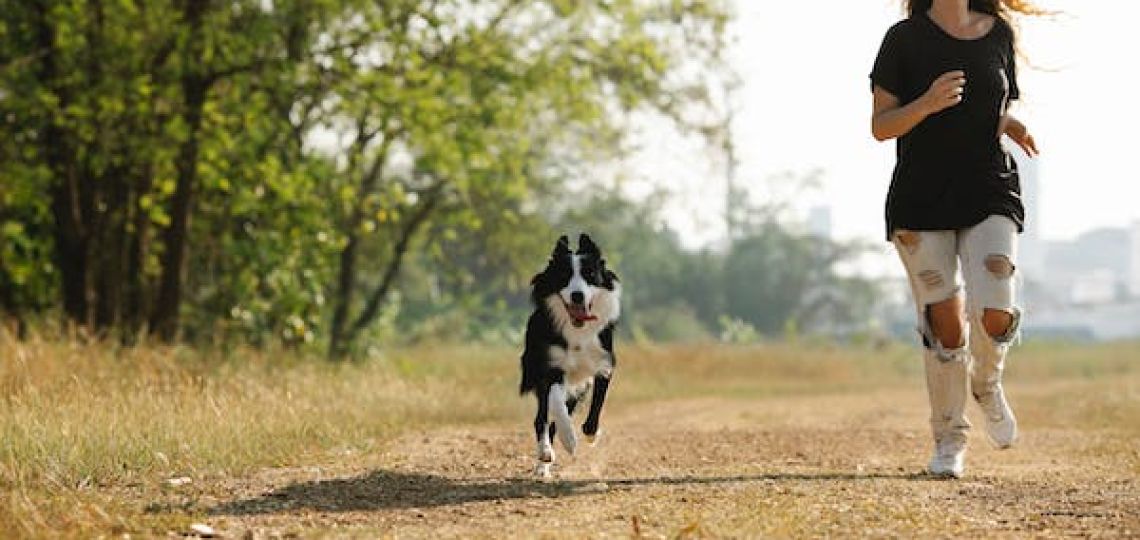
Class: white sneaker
927,438,966,478
924,350,970,479
975,383,1017,448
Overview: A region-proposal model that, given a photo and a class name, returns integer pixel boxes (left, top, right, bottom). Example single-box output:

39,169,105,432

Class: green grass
1,334,1137,537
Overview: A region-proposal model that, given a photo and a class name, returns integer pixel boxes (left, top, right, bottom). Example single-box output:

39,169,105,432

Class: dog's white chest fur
548,338,612,392
542,283,620,393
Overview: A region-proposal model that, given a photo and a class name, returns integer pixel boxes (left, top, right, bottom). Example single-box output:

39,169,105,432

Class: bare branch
347,181,445,338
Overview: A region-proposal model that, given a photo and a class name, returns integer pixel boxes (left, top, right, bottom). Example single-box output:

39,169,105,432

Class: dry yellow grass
1,333,1138,538
0,337,519,536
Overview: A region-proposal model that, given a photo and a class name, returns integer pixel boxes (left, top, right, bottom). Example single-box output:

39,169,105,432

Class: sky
627,0,1140,256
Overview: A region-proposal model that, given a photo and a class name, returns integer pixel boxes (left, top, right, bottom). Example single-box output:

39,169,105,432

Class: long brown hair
905,0,1050,20
906,0,1051,46
907,0,1048,16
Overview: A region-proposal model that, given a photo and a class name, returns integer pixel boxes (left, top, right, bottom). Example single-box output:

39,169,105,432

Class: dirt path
188,387,1137,538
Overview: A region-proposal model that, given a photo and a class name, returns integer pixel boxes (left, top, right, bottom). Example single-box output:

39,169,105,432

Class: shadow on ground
209,468,924,516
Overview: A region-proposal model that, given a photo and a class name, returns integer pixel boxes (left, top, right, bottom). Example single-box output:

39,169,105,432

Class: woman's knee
982,308,1015,339
926,296,966,349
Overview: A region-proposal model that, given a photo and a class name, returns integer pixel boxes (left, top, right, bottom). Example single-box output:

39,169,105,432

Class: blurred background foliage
0,0,883,357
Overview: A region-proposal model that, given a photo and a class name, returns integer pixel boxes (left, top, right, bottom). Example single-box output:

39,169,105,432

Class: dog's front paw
534,462,553,478
537,442,554,464
583,427,603,446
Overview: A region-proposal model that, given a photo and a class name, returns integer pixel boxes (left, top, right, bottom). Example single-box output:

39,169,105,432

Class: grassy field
2,334,1138,538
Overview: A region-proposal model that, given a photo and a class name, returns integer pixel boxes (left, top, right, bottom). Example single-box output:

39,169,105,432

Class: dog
519,233,621,477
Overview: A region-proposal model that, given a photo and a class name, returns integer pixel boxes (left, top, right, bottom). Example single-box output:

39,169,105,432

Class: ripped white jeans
892,215,1021,360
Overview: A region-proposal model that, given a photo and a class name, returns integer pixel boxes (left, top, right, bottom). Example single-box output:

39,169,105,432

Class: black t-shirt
870,13,1025,240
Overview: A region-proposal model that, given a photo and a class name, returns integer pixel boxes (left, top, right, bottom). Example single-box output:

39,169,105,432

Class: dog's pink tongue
567,304,591,321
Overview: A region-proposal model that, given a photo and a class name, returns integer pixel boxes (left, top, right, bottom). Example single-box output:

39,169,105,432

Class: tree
321,0,732,357
0,0,734,354
721,223,872,335
1,0,347,342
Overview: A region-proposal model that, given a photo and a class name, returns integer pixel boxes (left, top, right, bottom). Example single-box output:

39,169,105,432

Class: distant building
1021,226,1139,340
1025,301,1140,342
1070,269,1118,305
1040,228,1130,305
1016,152,1046,277
1131,221,1140,299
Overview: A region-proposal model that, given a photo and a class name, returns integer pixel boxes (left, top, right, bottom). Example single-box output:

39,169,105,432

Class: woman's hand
917,70,966,115
870,70,964,142
1003,115,1039,157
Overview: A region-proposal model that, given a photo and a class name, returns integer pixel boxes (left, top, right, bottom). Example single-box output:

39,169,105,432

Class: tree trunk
327,122,389,359
87,0,125,335
0,283,28,340
327,233,359,358
150,78,207,342
329,183,443,359
150,0,211,342
123,174,152,344
347,185,442,340
33,1,90,330
94,166,130,332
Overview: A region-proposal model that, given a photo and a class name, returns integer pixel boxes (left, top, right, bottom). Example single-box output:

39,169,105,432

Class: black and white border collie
519,234,621,477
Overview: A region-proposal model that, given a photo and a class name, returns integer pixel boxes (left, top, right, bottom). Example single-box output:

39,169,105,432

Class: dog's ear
603,269,619,286
550,235,571,259
598,257,619,286
577,233,600,256
603,260,619,283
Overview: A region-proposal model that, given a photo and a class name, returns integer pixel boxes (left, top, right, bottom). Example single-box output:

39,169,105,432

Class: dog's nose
570,291,585,305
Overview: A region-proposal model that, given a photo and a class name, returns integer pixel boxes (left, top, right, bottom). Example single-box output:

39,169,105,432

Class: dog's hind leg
548,383,578,455
533,386,555,477
582,375,610,445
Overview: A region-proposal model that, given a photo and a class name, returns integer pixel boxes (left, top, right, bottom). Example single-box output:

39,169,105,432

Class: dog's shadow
209,469,923,516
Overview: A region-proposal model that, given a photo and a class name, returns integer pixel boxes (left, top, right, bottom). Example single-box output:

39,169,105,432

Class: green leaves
1,0,736,351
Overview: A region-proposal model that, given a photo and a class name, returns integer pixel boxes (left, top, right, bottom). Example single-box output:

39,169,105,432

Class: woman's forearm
872,98,933,141
999,112,1039,156
1001,114,1025,138
872,71,964,141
